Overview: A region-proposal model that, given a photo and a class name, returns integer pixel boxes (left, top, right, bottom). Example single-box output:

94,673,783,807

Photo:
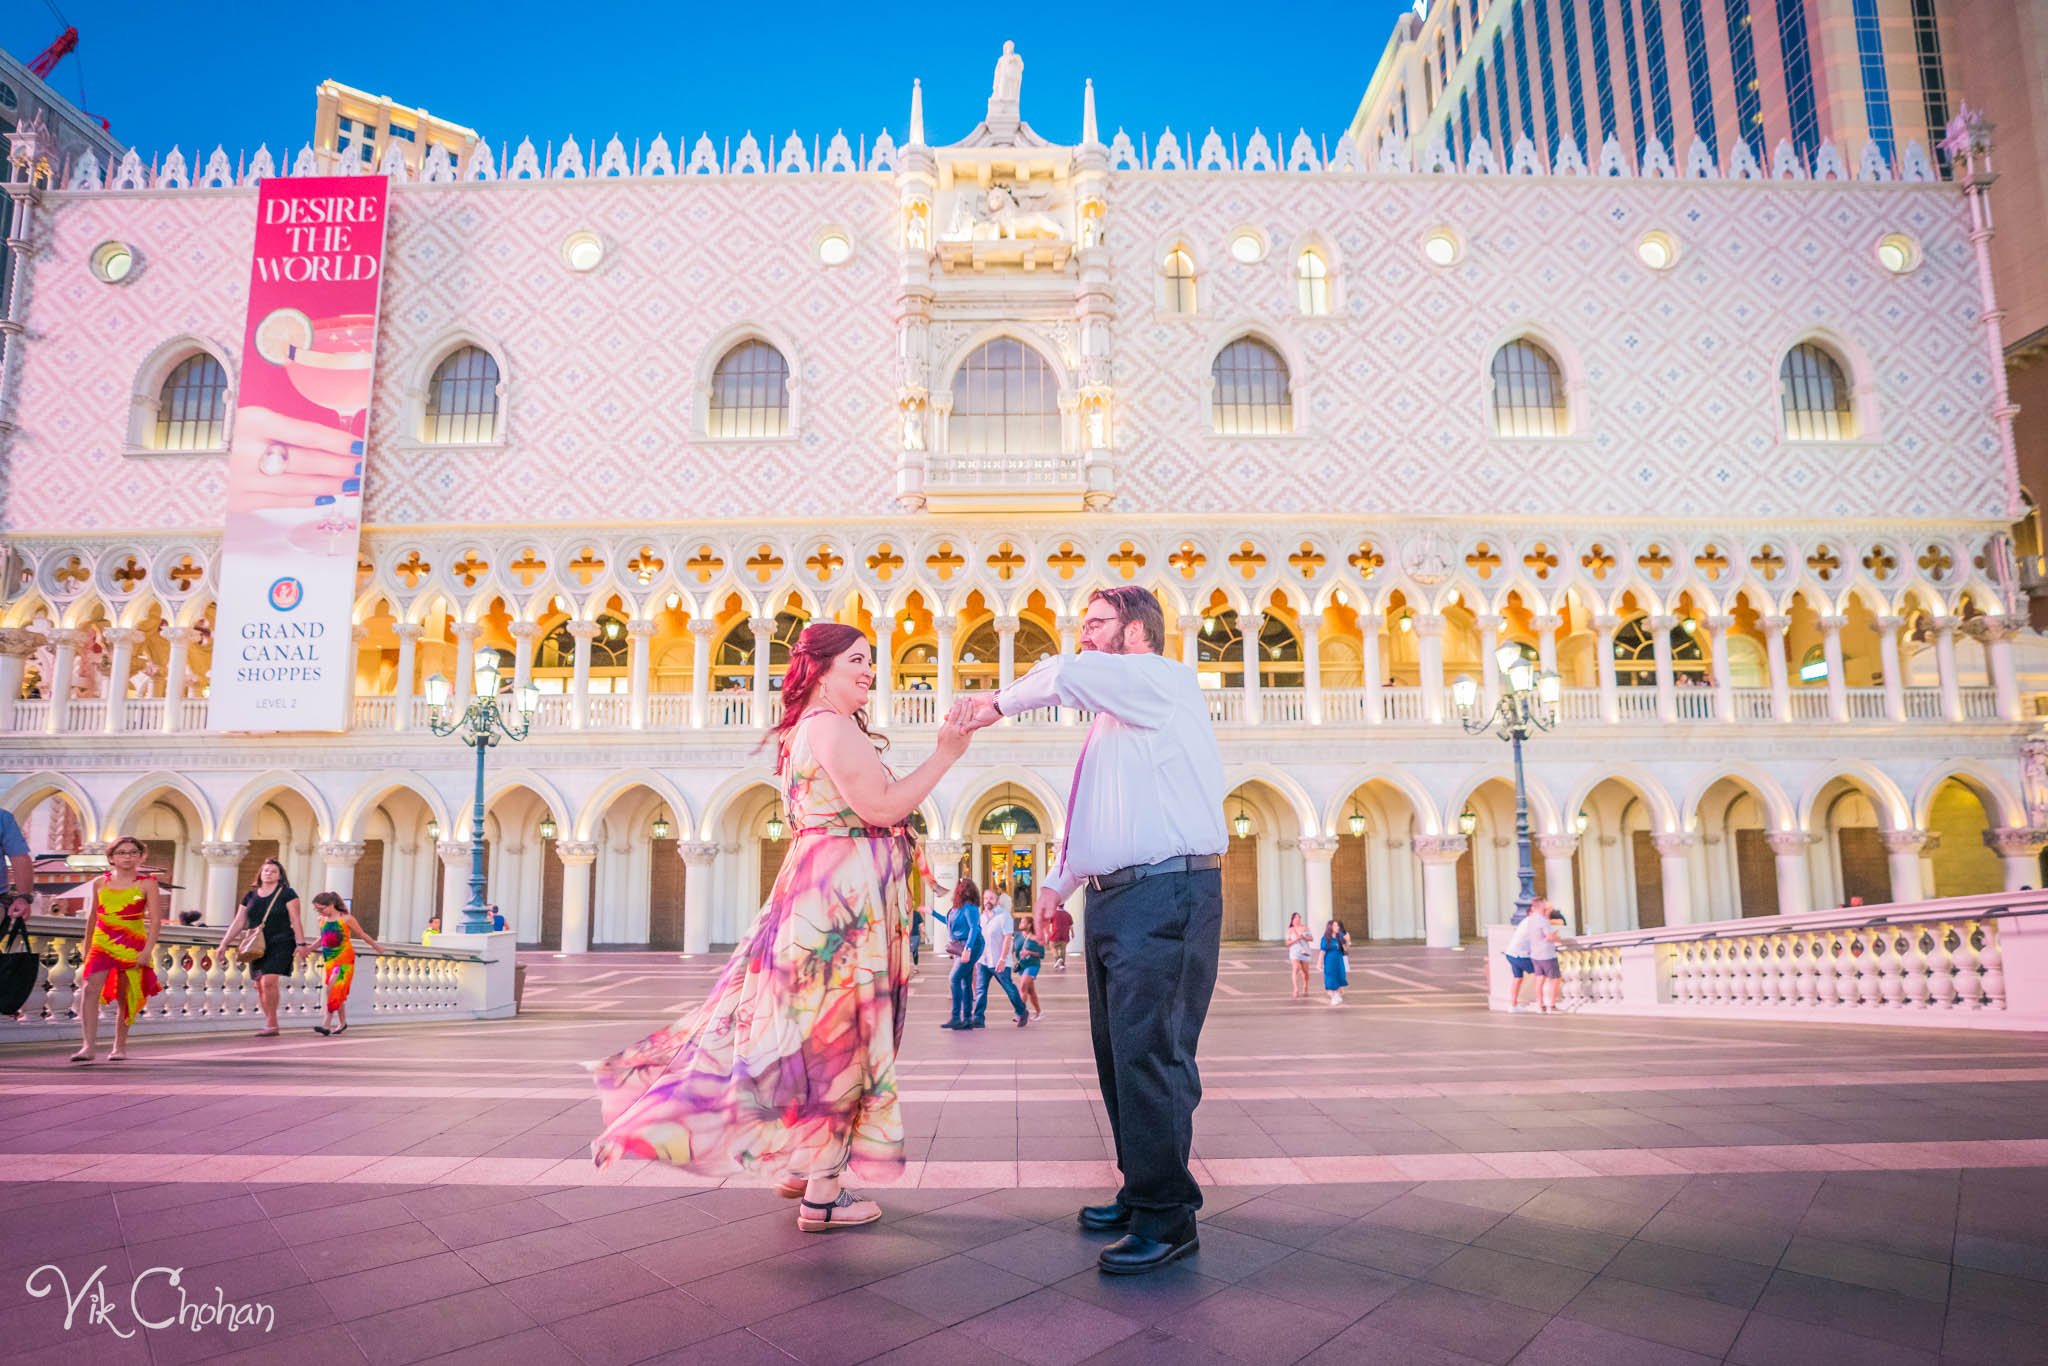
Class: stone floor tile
962,1222,1114,1285
341,1285,535,1366
1508,1189,1658,1239
1049,1262,1230,1327
316,1252,490,1322
749,1287,945,1365
415,1327,582,1366
1940,1307,2047,1366
862,1325,1028,1365
1558,1276,1747,1357
1351,1280,1550,1364
1505,1317,1718,1366
1470,1215,1627,1274
454,1224,611,1284
866,1250,1043,1326
1362,1192,1513,1242
949,1286,1143,1366
1633,1205,1792,1267
1602,1237,1773,1308
294,1220,451,1278
1778,1233,1951,1302
547,1288,736,1363
1724,1311,1939,1366
1299,1320,1492,1365
1234,1249,1410,1320
1308,1219,1466,1278
419,1195,568,1250
1751,1268,1947,1353
1424,1245,1594,1313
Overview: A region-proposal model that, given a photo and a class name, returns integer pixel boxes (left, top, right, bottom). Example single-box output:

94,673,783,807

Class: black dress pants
1083,866,1223,1240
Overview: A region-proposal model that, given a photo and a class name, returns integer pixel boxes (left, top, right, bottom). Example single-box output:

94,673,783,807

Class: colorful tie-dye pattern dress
80,880,161,1025
319,918,356,1013
591,712,922,1182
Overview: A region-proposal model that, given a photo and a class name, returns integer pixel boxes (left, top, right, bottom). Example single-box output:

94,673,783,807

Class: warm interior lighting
1574,809,1591,835
538,815,558,841
424,673,451,710
1451,673,1478,712
764,808,786,841
1397,612,1414,633
652,810,672,841
426,818,441,841
1458,808,1478,837
1232,805,1252,839
473,654,501,699
604,618,622,640
1347,806,1367,837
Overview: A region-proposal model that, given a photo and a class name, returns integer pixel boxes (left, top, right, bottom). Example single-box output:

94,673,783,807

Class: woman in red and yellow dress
71,835,163,1063
592,623,976,1232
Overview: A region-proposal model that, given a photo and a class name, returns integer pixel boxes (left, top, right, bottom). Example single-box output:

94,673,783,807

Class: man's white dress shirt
995,651,1228,901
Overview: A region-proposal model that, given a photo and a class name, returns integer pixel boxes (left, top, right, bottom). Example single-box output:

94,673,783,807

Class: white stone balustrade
2,917,517,1042
1485,890,2048,1031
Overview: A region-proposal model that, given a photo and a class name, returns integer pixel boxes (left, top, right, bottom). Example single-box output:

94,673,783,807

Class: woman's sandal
106,1050,127,1062
69,1050,93,1064
253,1028,279,1037
776,1176,807,1200
797,1190,881,1232
313,1026,332,1036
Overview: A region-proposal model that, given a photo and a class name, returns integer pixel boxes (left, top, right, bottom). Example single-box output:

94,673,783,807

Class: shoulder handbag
232,889,281,964
0,915,37,1015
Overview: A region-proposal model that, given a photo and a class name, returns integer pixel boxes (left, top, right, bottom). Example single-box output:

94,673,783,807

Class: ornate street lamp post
425,654,538,934
1452,647,1561,926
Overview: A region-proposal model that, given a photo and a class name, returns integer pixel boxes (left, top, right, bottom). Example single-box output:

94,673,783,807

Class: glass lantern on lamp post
425,653,539,934
1451,645,1561,928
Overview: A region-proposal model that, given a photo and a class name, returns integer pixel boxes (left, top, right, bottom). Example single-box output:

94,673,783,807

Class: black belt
1084,854,1223,893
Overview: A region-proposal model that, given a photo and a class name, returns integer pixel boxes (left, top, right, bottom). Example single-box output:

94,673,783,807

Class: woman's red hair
766,622,885,772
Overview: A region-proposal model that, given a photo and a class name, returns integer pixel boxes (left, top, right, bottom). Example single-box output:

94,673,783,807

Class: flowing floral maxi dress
592,713,923,1182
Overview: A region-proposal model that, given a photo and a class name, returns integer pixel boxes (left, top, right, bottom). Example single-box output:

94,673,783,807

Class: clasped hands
935,694,1003,758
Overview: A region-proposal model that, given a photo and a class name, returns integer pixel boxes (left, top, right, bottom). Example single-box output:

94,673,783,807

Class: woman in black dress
217,858,309,1036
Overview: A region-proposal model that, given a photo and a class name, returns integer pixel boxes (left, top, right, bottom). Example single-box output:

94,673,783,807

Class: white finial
1082,79,1099,146
909,79,925,148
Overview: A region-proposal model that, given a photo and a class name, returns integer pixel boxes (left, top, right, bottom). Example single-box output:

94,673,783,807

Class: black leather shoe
939,1020,963,1029
1077,1202,1132,1232
1098,1230,1198,1275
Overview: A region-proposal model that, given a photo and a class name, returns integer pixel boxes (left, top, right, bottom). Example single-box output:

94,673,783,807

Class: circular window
817,231,852,266
90,240,135,284
1422,228,1460,267
1229,229,1266,264
1635,230,1678,271
560,231,604,272
1876,233,1920,274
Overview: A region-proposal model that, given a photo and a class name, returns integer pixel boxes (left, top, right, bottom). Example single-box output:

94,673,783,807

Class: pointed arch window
1489,338,1566,436
1194,609,1303,688
1296,248,1331,316
1780,342,1855,440
1160,247,1198,314
951,338,1061,455
152,354,229,450
1211,338,1293,435
715,610,809,688
422,346,501,444
708,340,790,438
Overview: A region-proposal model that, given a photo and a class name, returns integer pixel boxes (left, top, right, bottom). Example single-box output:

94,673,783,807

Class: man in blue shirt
939,892,984,1030
0,809,30,901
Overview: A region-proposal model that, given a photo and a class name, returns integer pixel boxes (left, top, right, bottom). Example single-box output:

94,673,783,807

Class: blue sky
7,2,1412,161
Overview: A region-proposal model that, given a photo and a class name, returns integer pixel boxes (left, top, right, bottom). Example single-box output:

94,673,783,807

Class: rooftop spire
909,79,925,148
1082,79,1098,146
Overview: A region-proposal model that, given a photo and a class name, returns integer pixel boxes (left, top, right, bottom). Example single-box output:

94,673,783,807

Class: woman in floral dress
592,622,976,1231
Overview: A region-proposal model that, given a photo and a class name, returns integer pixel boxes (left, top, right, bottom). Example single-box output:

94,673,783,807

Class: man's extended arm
977,652,1177,730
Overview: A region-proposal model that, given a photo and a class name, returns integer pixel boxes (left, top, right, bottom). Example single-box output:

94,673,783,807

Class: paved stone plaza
3,946,2047,1365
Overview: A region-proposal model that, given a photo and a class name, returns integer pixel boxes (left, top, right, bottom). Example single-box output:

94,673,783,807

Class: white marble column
1875,615,1907,722
748,616,773,729
0,629,36,731
1762,615,1792,723
1299,836,1336,932
871,613,894,728
320,841,365,904
1299,613,1324,725
102,627,143,732
688,617,715,728
1819,615,1849,722
1978,616,2025,722
510,620,538,695
392,623,422,732
1881,830,1929,903
1414,835,1466,948
450,621,479,709
1648,614,1678,722
1536,833,1578,922
555,840,599,953
1984,827,2048,892
200,841,249,927
934,615,956,716
1531,614,1560,677
1651,833,1695,925
994,615,1019,691
160,626,196,731
1931,617,1963,722
1239,611,1265,726
43,629,81,733
1766,831,1813,917
627,618,655,729
438,840,473,925
1178,614,1201,669
1593,614,1620,723
1705,615,1737,723
1056,615,1079,723
1476,614,1502,713
679,841,718,954
1414,613,1446,724
568,620,598,730
1360,613,1385,725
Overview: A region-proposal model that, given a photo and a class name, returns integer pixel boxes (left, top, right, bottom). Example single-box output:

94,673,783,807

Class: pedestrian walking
1529,901,1565,1012
972,887,1029,1028
1043,900,1073,971
311,891,384,1036
939,878,983,1029
1014,917,1045,1020
70,836,162,1063
1285,912,1314,998
1503,908,1539,1011
218,857,308,1038
1320,919,1351,1005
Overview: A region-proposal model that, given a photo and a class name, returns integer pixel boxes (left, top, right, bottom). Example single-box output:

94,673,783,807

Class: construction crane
23,12,111,132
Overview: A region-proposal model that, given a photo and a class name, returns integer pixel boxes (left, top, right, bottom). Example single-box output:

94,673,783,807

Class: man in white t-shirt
972,892,1029,1027
1503,902,1544,1011
1528,905,1566,1012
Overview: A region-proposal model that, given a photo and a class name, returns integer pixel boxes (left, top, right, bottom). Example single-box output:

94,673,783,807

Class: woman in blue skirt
1320,919,1352,1005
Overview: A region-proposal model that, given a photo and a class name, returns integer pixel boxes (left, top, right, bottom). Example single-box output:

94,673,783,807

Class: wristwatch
990,695,1004,718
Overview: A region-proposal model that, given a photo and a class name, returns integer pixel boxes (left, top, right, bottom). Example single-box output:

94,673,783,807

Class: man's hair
1090,585,1166,653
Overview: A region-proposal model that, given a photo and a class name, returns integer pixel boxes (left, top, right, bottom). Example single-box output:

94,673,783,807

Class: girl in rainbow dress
310,890,384,1036
71,835,163,1063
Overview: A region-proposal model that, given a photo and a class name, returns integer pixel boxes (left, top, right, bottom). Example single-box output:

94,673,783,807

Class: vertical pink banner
210,176,390,732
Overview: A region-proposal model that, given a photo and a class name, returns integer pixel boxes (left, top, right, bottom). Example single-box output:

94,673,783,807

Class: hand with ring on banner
225,406,364,514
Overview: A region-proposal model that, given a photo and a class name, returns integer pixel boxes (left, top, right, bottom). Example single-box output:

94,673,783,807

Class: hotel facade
0,50,2038,954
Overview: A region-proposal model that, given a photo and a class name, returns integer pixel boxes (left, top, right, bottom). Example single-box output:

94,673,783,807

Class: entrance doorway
975,795,1044,913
